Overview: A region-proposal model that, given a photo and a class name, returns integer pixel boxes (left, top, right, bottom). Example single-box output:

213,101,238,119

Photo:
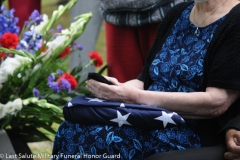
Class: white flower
58,5,64,11
69,13,92,35
61,29,70,35
17,73,22,78
31,14,49,33
38,31,69,61
46,33,68,51
52,5,64,17
3,101,15,115
13,98,23,111
0,55,32,83
70,19,85,34
0,58,20,83
22,99,29,106
0,99,22,118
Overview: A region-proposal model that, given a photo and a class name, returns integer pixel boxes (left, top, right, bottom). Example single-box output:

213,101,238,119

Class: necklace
193,0,229,35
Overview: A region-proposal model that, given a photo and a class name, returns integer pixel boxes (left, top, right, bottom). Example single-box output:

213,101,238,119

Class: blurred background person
100,0,192,82
8,0,41,30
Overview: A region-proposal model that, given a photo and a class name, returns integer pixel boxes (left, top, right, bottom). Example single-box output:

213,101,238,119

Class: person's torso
148,3,225,92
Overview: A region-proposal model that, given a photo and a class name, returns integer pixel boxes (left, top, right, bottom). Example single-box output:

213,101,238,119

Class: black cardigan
138,2,240,146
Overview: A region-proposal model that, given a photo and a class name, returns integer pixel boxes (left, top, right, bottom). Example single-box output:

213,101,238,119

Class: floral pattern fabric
148,3,225,92
52,3,225,160
52,121,200,160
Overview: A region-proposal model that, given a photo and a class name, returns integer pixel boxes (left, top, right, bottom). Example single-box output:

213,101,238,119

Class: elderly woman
52,0,240,159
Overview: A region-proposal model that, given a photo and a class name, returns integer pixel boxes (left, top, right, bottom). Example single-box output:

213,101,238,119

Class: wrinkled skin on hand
85,76,137,103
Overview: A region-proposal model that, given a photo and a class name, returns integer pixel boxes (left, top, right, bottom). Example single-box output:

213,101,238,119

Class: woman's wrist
130,88,144,104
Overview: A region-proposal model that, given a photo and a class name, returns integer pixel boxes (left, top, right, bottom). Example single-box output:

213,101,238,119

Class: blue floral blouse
52,3,225,160
148,3,225,92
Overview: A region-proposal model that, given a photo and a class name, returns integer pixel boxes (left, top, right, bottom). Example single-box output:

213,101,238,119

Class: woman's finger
86,80,115,99
86,80,102,95
235,133,240,146
103,76,120,85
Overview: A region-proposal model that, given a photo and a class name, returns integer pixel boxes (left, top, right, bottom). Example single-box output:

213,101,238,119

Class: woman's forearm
132,87,240,119
86,78,239,119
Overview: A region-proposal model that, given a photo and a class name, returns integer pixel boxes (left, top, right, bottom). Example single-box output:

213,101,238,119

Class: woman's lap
52,120,201,159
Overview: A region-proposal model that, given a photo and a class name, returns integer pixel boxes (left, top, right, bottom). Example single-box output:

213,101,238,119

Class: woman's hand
85,76,141,103
224,129,240,160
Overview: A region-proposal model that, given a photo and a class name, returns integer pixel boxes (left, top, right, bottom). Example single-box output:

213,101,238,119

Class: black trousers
146,144,227,160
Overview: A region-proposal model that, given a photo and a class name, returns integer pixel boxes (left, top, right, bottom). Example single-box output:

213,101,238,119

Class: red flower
0,32,19,49
0,52,6,61
0,53,13,61
57,73,78,90
88,51,103,67
58,46,71,58
39,43,47,53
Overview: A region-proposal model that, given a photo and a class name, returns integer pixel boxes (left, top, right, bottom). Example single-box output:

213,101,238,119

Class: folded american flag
63,94,185,129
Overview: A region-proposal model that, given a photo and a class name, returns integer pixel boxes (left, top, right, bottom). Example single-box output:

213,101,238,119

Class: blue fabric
63,94,185,129
148,3,225,92
52,4,225,160
53,121,200,160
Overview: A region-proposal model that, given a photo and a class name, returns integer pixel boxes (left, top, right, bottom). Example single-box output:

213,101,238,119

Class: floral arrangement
0,0,104,142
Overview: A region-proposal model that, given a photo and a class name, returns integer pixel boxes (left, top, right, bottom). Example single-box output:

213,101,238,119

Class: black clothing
137,2,240,147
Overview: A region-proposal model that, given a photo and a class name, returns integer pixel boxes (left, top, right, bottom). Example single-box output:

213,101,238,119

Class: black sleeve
206,18,240,91
219,111,240,132
205,14,240,139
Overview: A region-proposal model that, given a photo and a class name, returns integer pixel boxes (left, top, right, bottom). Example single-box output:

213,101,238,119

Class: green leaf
0,48,35,59
70,65,83,75
49,94,62,100
40,0,78,35
0,116,13,129
97,64,108,74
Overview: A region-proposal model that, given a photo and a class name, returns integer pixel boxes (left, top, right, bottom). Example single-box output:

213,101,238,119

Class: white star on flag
86,97,105,102
110,110,131,127
154,111,176,128
67,102,73,107
168,112,177,117
120,103,125,108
